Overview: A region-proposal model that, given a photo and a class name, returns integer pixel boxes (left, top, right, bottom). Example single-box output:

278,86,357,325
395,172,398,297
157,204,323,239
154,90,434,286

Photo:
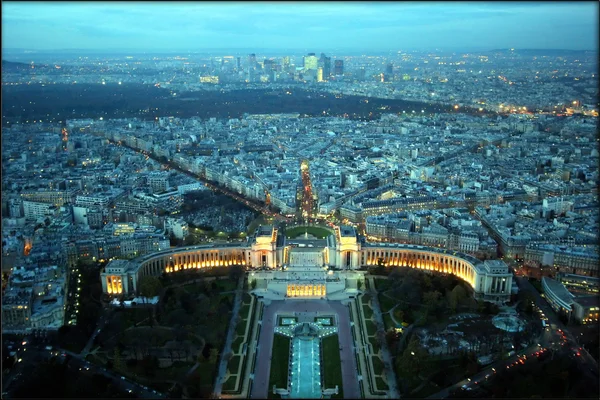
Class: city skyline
2,1,599,52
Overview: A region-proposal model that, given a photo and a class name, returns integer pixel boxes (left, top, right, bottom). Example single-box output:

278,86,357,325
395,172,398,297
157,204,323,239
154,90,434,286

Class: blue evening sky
2,1,598,52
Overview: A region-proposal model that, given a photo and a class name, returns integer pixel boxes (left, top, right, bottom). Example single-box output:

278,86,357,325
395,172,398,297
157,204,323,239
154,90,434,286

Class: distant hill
487,49,595,56
2,60,49,71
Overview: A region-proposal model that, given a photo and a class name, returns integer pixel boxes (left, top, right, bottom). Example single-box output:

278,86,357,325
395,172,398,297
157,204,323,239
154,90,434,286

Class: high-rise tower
248,53,257,69
319,53,331,80
303,53,318,71
334,59,344,76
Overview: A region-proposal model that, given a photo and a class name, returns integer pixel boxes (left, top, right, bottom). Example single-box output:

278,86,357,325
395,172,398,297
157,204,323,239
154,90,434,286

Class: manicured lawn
222,375,237,391
121,326,176,347
378,293,397,313
243,293,252,304
374,278,393,292
235,318,248,336
369,336,380,355
231,336,244,353
375,377,389,391
227,355,241,374
383,313,396,331
268,334,291,391
214,279,237,292
363,305,374,320
285,226,332,239
362,293,372,303
182,359,220,397
371,356,384,375
365,320,377,336
322,334,344,399
240,304,251,319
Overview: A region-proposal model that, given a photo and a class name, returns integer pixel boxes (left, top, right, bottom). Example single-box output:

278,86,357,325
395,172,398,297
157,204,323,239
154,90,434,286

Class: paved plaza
250,299,360,399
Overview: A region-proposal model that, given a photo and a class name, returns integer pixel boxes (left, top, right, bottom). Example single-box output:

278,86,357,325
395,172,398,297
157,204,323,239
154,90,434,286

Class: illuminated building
2,266,67,334
524,244,599,277
199,76,219,84
317,67,324,82
61,127,68,151
542,275,600,325
100,225,514,304
303,53,318,71
20,189,80,207
558,273,599,295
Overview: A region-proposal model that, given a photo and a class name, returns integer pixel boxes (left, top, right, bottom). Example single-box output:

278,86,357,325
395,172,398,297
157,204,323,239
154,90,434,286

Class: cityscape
1,2,599,399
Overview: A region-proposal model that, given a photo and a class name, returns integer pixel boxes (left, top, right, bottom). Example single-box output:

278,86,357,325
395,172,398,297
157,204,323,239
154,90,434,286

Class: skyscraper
236,57,241,70
319,53,331,80
358,67,366,81
248,53,257,69
303,53,318,71
317,67,324,82
264,58,276,71
334,59,344,76
386,63,393,75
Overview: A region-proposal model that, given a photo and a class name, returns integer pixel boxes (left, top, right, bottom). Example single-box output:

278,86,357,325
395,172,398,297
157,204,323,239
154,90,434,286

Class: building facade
100,225,513,304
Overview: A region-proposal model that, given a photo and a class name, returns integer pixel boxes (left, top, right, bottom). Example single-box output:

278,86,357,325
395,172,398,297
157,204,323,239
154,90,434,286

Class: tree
229,264,244,282
421,275,433,291
389,267,404,283
396,337,431,382
139,276,162,326
393,308,404,324
208,347,219,364
395,278,421,304
422,290,442,312
448,284,466,313
113,347,123,372
140,355,159,377
250,279,257,290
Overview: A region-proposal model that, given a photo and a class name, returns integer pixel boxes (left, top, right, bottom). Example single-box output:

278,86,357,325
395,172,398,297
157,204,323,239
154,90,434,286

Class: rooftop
339,226,356,237
542,277,575,305
573,295,600,307
256,225,274,237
